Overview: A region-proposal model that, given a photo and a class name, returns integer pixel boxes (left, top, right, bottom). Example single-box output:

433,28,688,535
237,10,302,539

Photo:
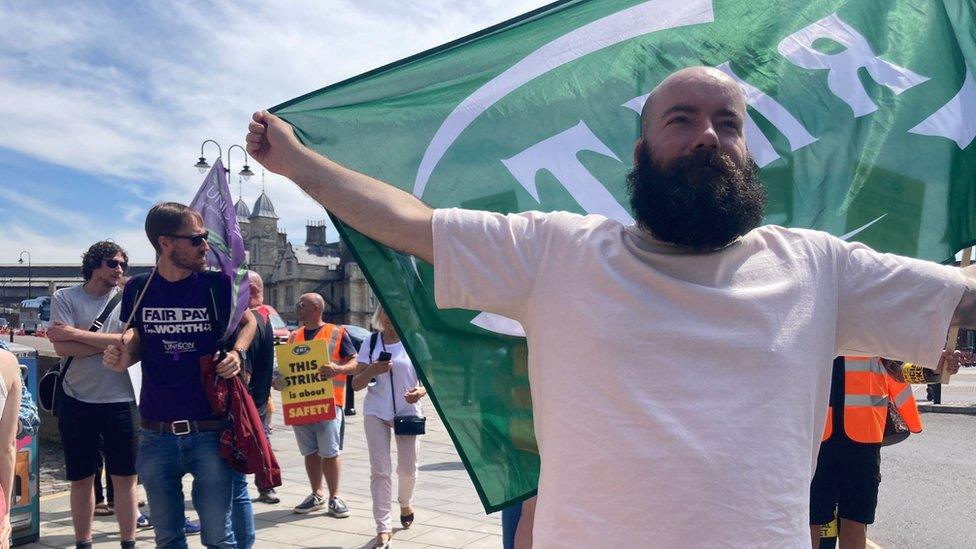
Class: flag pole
940,246,972,383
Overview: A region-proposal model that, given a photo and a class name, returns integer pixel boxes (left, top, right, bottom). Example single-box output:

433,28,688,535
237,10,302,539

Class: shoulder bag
383,336,426,436
368,331,426,435
39,291,123,416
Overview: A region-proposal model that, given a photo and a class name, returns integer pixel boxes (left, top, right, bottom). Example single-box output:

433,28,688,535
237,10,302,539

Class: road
872,413,976,548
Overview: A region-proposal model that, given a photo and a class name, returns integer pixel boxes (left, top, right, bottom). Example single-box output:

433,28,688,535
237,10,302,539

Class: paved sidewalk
23,392,503,548
914,368,976,414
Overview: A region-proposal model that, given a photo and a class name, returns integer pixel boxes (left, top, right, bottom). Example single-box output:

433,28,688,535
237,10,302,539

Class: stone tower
247,191,280,284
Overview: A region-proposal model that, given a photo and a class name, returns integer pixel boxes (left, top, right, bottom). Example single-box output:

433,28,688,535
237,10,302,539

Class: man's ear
632,138,645,166
156,235,169,254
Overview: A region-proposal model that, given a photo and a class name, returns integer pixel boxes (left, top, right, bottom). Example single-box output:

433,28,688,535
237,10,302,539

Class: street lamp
193,140,253,181
227,144,254,181
194,139,222,174
18,250,31,299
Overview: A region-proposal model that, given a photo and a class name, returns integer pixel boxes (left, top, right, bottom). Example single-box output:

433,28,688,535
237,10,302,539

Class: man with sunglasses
49,241,139,549
103,202,257,548
287,293,357,518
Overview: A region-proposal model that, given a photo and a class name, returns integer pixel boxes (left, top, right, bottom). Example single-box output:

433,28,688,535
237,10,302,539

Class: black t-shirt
246,312,275,408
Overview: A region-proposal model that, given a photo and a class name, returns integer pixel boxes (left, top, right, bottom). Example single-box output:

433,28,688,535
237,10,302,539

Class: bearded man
244,67,975,548
104,202,256,548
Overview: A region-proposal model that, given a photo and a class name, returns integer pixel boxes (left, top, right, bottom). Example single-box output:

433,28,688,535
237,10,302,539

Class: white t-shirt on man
357,333,423,422
432,208,966,548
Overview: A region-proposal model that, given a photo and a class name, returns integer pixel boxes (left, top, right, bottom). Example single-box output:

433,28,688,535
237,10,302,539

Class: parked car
343,324,371,349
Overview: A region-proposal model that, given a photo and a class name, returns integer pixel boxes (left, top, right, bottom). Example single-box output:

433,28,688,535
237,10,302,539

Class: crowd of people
12,201,429,549
0,64,971,549
242,65,975,548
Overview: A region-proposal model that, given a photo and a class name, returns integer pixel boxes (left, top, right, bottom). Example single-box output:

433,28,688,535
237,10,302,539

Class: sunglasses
103,259,129,271
165,232,209,247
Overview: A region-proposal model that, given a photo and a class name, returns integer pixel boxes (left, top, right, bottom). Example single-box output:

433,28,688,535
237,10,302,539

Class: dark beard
169,248,206,273
626,147,765,252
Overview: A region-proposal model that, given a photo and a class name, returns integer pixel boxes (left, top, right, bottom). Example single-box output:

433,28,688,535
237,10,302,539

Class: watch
233,347,246,361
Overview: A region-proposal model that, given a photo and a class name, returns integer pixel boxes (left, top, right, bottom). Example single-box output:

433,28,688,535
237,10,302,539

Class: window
251,243,260,263
285,285,294,306
286,260,293,275
271,288,278,307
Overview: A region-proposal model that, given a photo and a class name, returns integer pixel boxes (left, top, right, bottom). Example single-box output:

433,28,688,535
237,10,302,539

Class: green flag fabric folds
272,0,976,511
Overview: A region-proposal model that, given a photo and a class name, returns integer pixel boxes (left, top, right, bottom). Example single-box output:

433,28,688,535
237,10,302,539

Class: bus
19,296,51,334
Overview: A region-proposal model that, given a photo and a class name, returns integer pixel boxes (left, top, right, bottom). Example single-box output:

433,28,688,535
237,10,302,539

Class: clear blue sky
0,0,549,263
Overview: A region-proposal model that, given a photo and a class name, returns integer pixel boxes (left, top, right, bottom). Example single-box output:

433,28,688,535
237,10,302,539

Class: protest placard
275,339,336,425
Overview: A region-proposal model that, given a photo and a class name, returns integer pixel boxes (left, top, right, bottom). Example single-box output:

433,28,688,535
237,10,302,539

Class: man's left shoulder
744,225,841,255
201,270,232,285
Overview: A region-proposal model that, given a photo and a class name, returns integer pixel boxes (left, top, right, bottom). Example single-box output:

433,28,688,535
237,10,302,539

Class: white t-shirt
357,333,423,421
432,208,966,549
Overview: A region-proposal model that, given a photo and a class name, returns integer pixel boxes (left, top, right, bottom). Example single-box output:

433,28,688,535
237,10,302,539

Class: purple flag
190,158,249,341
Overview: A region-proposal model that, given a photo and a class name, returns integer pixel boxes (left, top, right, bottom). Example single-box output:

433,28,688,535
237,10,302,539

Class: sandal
94,503,114,516
399,509,414,529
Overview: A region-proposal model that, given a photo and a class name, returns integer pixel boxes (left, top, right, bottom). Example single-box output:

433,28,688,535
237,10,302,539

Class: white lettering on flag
413,0,715,198
778,13,928,117
715,62,817,167
909,68,976,149
501,121,634,224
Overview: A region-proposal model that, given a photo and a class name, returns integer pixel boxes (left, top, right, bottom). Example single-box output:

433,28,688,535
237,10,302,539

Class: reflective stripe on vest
290,324,347,408
893,385,913,407
889,379,923,433
844,394,888,408
822,357,890,443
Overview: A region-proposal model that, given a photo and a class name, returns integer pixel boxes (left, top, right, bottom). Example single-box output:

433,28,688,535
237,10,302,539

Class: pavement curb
917,403,976,415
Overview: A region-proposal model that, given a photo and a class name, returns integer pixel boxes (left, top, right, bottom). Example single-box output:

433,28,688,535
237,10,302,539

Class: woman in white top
0,350,23,549
353,306,426,549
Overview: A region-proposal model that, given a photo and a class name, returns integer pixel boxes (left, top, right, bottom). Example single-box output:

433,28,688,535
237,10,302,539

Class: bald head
247,270,264,307
640,67,745,136
296,292,325,326
247,270,264,289
635,66,748,171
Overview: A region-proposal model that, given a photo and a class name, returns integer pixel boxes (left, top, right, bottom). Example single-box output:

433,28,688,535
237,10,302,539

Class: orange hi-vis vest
288,324,348,409
822,356,923,443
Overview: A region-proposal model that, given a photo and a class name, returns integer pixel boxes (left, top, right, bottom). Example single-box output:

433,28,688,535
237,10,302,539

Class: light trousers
364,414,420,533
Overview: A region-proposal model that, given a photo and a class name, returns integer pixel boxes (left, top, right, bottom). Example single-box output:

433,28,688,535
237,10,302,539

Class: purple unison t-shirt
121,271,231,421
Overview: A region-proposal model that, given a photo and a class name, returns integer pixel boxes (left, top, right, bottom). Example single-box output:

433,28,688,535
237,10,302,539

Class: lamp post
18,250,31,300
193,140,254,181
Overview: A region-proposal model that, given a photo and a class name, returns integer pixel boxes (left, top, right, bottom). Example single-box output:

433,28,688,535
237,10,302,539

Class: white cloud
0,0,552,259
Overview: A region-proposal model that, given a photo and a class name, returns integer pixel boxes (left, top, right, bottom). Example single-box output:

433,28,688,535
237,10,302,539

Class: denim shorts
293,408,344,458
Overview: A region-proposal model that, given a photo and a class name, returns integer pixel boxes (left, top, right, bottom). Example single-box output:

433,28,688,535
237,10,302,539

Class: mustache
626,147,765,251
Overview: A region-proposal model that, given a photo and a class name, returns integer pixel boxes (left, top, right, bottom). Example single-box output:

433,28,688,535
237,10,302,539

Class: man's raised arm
246,111,434,263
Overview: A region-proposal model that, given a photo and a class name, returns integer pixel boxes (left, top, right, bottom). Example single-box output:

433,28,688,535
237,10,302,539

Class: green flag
273,0,976,511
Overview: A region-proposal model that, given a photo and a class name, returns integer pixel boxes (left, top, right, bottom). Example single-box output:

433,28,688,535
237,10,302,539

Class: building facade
235,192,375,327
0,191,373,329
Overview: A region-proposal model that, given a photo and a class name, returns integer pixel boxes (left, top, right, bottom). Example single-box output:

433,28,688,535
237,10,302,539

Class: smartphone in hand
378,351,392,362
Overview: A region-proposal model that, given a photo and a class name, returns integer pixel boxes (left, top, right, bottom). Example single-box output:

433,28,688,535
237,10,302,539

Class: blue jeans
136,429,236,548
502,501,523,549
231,472,255,549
